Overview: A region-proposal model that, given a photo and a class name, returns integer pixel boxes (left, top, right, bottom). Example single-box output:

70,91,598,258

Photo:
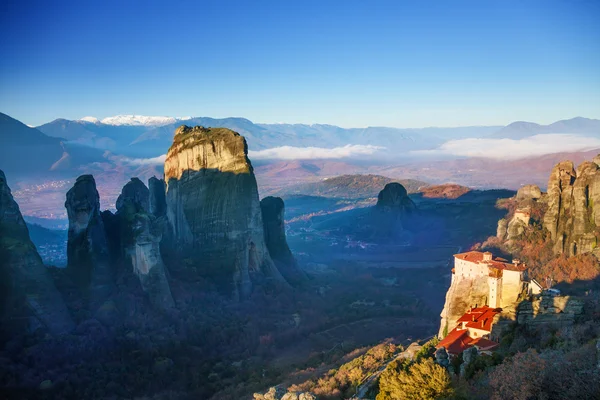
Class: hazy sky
1,0,599,127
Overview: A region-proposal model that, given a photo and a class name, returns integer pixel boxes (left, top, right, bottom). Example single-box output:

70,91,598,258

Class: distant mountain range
33,114,600,161
36,115,506,158
491,117,600,139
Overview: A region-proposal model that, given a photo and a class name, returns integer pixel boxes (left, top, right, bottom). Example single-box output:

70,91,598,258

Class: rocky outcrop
148,177,167,218
253,387,316,400
260,196,306,286
129,213,174,309
65,175,113,302
115,178,174,310
0,170,74,337
516,184,542,201
373,182,417,241
438,274,489,338
116,177,149,214
516,295,583,328
376,182,417,213
543,159,600,256
164,126,284,298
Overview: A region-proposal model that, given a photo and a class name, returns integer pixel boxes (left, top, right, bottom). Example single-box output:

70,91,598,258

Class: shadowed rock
65,174,113,304
148,177,167,218
376,182,417,213
260,196,306,286
372,182,417,241
116,178,174,310
0,169,74,337
116,177,149,214
164,125,284,298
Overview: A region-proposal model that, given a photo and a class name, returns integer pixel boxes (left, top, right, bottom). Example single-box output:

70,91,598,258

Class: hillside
276,174,429,199
0,113,65,177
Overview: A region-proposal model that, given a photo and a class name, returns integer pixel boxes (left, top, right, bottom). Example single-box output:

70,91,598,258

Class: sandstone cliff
115,178,174,310
260,196,306,286
164,125,284,298
65,175,113,304
543,159,600,256
438,274,489,338
0,170,74,337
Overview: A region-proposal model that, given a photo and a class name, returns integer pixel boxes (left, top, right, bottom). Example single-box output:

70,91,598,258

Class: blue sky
1,0,599,128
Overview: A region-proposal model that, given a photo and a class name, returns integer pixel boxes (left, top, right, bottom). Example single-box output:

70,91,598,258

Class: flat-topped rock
164,126,284,298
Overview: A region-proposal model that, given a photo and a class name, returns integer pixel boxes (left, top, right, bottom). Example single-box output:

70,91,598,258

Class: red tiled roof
454,251,485,262
437,306,502,355
454,251,527,272
471,337,500,351
437,328,471,355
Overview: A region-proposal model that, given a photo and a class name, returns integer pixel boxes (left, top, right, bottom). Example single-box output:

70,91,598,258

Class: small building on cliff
437,306,501,356
453,251,529,308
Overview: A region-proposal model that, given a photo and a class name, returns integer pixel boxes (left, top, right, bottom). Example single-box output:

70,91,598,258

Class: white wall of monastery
500,270,524,308
454,259,489,279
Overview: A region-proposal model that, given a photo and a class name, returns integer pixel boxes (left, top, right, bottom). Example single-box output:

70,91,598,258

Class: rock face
260,196,306,286
516,295,583,328
438,274,489,338
164,126,284,298
148,177,167,218
543,159,600,256
0,170,74,337
116,178,174,310
116,177,149,214
65,175,113,302
253,387,316,400
516,184,542,201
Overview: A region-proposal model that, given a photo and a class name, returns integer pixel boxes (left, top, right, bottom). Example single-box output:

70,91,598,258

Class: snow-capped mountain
78,115,185,127
78,116,100,123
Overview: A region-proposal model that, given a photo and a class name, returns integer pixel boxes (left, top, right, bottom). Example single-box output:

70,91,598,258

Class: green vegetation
377,358,454,400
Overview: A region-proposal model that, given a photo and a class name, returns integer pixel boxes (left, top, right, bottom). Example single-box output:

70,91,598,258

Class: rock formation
0,170,74,337
115,178,174,310
65,175,113,303
372,182,417,241
497,207,532,243
116,177,149,214
148,176,167,218
515,295,583,328
253,387,316,400
516,184,542,201
164,125,284,298
438,274,490,338
260,196,306,286
375,182,417,213
543,159,600,256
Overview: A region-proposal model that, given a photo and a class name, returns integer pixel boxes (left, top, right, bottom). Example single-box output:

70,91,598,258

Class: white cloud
248,144,385,160
414,134,600,160
121,154,167,166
